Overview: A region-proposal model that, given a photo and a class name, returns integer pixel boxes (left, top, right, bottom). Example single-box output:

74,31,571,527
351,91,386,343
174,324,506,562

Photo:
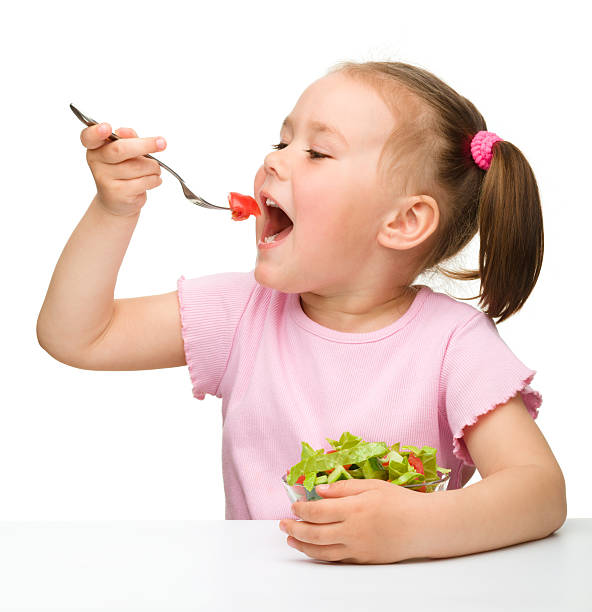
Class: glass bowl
282,471,451,503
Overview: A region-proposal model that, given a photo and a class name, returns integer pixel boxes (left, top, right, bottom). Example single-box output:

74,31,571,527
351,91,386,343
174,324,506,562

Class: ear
377,195,439,251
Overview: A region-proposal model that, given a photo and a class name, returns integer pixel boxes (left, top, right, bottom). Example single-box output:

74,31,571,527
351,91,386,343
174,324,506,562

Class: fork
70,104,231,210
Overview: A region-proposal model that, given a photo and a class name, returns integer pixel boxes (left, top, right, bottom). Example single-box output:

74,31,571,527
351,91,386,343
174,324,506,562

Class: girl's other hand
281,478,423,564
80,123,167,217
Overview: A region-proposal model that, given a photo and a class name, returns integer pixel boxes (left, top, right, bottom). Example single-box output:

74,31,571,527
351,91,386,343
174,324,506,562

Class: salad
285,432,451,493
227,192,261,221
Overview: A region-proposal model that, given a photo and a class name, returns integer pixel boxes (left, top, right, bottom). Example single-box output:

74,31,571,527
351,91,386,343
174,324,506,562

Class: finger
98,135,167,164
286,535,348,562
114,174,163,194
107,156,161,180
291,497,351,524
81,122,113,150
281,518,344,546
114,127,138,138
314,478,390,499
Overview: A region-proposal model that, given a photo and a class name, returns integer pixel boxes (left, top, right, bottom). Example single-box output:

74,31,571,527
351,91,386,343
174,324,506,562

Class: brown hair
327,61,544,324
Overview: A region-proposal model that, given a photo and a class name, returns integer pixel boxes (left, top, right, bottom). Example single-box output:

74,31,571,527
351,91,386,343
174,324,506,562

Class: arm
413,393,567,559
37,195,140,362
36,124,185,370
36,197,185,370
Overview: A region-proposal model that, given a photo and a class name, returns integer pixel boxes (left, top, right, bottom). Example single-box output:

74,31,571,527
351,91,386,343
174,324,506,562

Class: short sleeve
177,271,257,400
440,311,543,466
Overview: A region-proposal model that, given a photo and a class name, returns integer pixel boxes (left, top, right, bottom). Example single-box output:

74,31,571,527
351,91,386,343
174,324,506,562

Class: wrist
404,489,454,560
92,194,142,220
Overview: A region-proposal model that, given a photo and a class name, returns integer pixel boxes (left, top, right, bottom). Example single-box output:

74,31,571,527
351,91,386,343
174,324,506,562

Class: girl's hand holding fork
80,122,167,217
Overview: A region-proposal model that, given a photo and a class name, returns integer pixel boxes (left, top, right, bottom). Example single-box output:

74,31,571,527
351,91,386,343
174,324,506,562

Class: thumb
316,478,389,498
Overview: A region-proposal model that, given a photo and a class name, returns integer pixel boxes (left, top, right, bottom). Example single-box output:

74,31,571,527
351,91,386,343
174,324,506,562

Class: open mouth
261,199,294,243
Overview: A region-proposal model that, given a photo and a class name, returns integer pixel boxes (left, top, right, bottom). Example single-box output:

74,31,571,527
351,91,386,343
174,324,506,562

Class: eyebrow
281,116,348,146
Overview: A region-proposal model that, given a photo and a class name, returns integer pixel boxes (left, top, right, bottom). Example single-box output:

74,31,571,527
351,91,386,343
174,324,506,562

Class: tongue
274,223,293,241
263,211,294,240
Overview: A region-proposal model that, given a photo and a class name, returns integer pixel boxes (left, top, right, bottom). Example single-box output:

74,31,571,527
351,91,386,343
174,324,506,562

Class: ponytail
441,140,544,324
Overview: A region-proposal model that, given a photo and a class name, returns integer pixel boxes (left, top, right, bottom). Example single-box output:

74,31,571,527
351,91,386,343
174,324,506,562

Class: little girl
37,60,566,564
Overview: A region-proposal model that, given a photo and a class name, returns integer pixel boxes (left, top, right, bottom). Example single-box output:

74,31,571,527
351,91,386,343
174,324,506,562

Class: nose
263,147,286,178
263,150,275,174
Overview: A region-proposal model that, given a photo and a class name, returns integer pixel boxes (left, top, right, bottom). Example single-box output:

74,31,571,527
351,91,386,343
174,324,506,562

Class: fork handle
143,154,186,183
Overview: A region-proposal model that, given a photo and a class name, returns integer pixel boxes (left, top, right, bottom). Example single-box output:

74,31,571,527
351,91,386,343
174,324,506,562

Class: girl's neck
298,285,420,333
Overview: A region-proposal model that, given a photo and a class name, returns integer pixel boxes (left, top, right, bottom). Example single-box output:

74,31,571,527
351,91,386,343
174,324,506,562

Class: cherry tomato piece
228,192,261,220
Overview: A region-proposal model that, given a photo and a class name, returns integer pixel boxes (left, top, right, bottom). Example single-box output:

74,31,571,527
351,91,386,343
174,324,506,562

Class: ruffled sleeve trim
452,370,543,466
177,275,207,401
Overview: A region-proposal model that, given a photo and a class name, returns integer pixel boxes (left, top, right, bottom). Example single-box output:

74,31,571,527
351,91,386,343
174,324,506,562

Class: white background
1,0,590,519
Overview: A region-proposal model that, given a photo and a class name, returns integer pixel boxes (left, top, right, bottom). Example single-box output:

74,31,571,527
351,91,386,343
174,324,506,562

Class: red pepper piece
408,452,427,491
227,192,261,221
287,468,306,485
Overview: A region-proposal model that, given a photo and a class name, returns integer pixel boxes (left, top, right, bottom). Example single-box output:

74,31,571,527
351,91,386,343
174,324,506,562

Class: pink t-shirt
177,270,542,520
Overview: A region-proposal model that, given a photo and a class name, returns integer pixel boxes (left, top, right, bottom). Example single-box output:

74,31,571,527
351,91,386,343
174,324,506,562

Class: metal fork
70,104,230,210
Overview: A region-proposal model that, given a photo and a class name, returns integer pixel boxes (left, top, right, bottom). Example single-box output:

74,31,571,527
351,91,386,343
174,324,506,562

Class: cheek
295,184,336,230
299,201,375,261
297,191,356,240
293,168,375,250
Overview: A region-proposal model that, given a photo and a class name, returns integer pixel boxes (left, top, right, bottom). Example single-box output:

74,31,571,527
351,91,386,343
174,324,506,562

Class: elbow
36,335,74,368
36,309,57,357
546,467,568,536
36,316,54,357
555,470,568,532
36,317,85,369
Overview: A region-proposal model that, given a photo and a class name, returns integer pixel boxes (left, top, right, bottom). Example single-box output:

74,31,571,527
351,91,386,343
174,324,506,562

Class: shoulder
178,269,258,293
177,269,263,319
419,284,488,334
177,268,288,318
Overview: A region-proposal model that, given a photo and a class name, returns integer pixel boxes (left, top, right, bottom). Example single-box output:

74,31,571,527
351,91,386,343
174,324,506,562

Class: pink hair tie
470,131,503,170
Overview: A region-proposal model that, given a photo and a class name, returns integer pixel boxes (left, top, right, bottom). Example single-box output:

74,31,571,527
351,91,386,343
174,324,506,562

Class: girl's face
253,71,397,295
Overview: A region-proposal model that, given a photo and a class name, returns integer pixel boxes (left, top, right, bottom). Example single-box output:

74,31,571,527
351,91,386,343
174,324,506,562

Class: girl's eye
271,142,328,159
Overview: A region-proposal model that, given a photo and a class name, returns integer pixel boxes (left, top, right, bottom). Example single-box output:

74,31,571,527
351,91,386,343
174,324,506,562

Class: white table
0,519,589,611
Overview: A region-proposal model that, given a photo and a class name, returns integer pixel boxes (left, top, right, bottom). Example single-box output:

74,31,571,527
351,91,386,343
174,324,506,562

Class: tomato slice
227,192,261,221
408,452,424,474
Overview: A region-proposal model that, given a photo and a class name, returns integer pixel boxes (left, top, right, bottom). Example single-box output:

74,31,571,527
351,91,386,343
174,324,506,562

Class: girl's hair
327,61,544,324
